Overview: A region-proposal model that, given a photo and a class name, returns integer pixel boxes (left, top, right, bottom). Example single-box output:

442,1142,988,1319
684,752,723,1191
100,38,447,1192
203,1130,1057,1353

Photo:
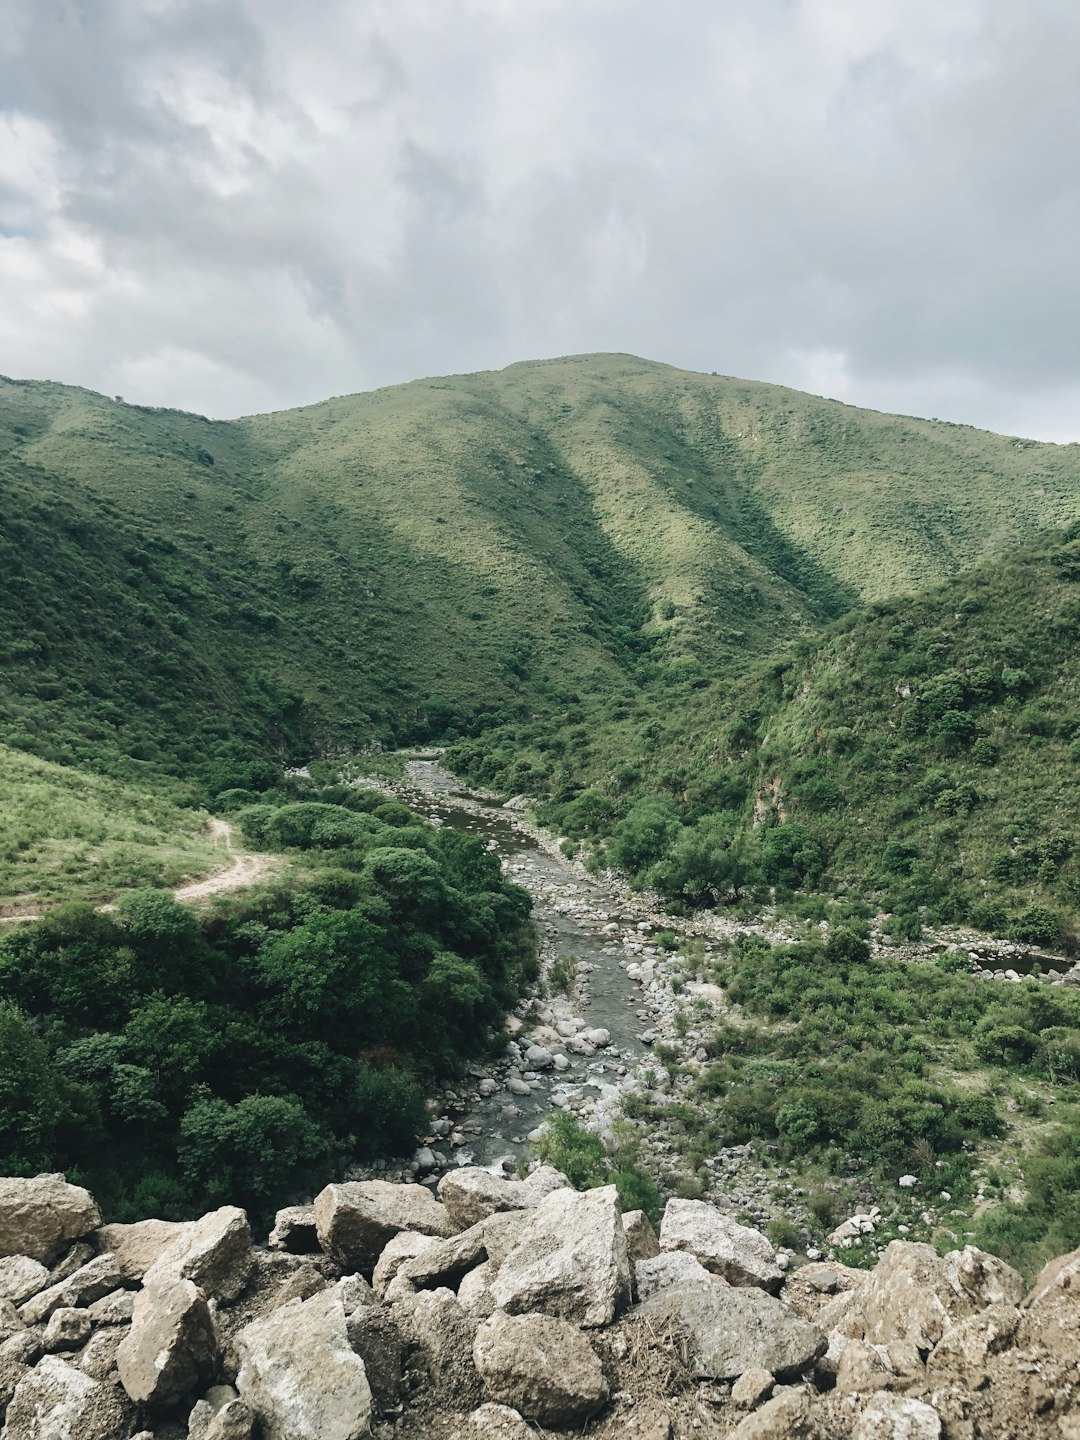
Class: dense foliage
0,787,534,1224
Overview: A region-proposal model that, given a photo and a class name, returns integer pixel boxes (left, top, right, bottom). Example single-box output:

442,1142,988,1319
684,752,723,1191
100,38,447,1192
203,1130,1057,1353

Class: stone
853,1393,942,1439
659,1198,782,1291
188,1383,256,1440
86,1289,136,1325
345,1307,406,1414
314,1180,454,1270
635,1250,717,1301
96,1218,193,1281
732,1366,775,1409
78,1328,126,1381
0,1176,101,1265
473,1310,608,1428
268,1262,328,1313
398,1219,489,1291
1027,1245,1080,1307
372,1232,439,1297
267,1205,319,1254
117,1277,218,1407
458,1260,498,1319
622,1209,661,1263
729,1387,813,1438
638,1282,826,1381
835,1242,1024,1358
3,1355,135,1440
490,1184,631,1327
0,1296,21,1340
835,1340,894,1397
393,1287,481,1405
0,1330,40,1408
143,1205,253,1302
44,1307,93,1351
436,1165,569,1232
235,1282,373,1440
20,1253,124,1324
0,1254,49,1304
451,1402,533,1440
926,1302,1020,1384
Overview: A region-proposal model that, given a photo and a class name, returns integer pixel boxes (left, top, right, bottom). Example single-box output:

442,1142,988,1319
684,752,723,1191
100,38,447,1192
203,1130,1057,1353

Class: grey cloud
0,0,1077,436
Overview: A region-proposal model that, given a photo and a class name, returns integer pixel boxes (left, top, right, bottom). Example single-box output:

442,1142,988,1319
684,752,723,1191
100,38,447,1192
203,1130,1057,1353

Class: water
396,762,650,1170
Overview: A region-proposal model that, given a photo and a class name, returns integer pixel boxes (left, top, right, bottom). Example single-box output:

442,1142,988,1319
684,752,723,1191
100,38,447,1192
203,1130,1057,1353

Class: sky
1,0,1078,438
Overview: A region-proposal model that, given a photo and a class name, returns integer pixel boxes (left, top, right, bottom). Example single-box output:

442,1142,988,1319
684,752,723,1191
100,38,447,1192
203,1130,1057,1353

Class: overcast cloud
0,0,1078,437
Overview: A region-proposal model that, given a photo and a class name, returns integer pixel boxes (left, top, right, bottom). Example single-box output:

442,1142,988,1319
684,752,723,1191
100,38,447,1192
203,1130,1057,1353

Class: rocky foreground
0,1170,1077,1440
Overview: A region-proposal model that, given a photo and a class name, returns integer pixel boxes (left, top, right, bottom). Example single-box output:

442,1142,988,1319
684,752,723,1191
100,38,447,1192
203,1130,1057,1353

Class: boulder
314,1181,454,1271
79,1328,126,1382
86,1289,135,1325
437,1166,569,1232
638,1282,826,1381
622,1209,660,1263
143,1206,253,1302
731,1367,775,1410
3,1355,135,1440
235,1282,373,1440
117,1277,219,1407
490,1184,631,1327
0,1254,49,1305
0,1176,101,1265
43,1307,93,1351
187,1383,256,1440
458,1260,498,1319
344,1307,406,1414
1026,1245,1080,1307
853,1393,942,1439
393,1287,481,1405
0,1331,40,1408
398,1220,489,1291
96,1218,193,1281
659,1199,782,1291
926,1302,1020,1385
473,1310,608,1427
834,1242,1024,1358
729,1387,813,1439
20,1253,123,1324
372,1232,438,1298
267,1205,319,1254
635,1250,717,1302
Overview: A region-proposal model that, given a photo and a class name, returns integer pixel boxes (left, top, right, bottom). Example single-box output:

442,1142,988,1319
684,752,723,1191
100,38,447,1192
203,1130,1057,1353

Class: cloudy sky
1,1,1077,438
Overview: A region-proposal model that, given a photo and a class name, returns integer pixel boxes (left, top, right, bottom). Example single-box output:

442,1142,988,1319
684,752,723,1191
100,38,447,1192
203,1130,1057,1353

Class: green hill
4,354,1080,798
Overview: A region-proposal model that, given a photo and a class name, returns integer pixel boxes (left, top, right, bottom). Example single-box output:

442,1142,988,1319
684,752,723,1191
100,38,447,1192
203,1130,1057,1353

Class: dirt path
0,818,279,923
171,819,280,903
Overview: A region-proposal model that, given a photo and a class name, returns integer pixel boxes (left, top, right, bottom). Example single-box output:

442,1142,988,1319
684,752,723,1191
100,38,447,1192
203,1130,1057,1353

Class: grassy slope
0,745,216,909
4,354,1080,790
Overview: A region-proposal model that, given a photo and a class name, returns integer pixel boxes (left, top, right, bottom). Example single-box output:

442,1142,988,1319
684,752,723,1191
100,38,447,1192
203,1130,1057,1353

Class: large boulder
473,1310,608,1427
638,1281,826,1381
235,1282,373,1440
97,1218,193,1281
489,1185,631,1327
117,1277,219,1407
622,1210,660,1263
267,1206,319,1254
0,1255,49,1305
0,1331,41,1409
314,1181,454,1271
397,1221,490,1292
1026,1245,1080,1308
830,1242,1024,1360
437,1167,569,1232
20,1253,123,1324
0,1176,101,1265
393,1288,481,1405
373,1233,439,1298
659,1199,782,1291
3,1355,135,1440
143,1206,253,1302
634,1250,718,1302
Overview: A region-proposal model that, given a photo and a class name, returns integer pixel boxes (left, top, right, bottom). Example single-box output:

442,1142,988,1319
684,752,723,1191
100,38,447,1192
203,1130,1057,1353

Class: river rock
236,1283,373,1440
97,1218,193,1280
0,1254,49,1305
622,1209,660,1263
314,1181,454,1270
117,1277,218,1407
473,1311,608,1427
4,1354,135,1439
490,1184,631,1327
143,1206,252,1302
0,1175,101,1265
20,1253,123,1324
659,1199,782,1291
638,1282,826,1381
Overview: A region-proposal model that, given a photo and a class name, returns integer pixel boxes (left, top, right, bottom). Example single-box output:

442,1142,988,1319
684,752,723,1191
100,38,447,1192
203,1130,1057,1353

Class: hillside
4,354,1080,798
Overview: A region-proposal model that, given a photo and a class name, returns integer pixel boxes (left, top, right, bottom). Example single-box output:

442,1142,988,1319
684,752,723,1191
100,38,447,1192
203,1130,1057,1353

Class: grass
0,745,217,909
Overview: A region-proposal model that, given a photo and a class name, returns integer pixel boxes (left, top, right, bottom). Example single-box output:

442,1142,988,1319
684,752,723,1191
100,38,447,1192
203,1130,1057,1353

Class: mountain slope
3,354,1079,794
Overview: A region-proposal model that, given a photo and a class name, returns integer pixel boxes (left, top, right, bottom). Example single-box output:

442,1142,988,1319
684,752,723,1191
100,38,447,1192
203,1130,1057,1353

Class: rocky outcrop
0,1171,1075,1439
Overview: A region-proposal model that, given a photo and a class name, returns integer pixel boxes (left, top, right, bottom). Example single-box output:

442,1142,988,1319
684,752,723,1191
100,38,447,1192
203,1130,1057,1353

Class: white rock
660,1199,782,1291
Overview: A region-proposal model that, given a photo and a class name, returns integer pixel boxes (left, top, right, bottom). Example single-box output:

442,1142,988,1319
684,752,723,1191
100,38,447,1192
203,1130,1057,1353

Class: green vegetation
0,784,534,1224
0,745,219,910
531,1109,662,1224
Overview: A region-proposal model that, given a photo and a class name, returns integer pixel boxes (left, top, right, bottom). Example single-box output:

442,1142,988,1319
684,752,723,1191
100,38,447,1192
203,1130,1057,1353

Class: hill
4,354,1080,799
